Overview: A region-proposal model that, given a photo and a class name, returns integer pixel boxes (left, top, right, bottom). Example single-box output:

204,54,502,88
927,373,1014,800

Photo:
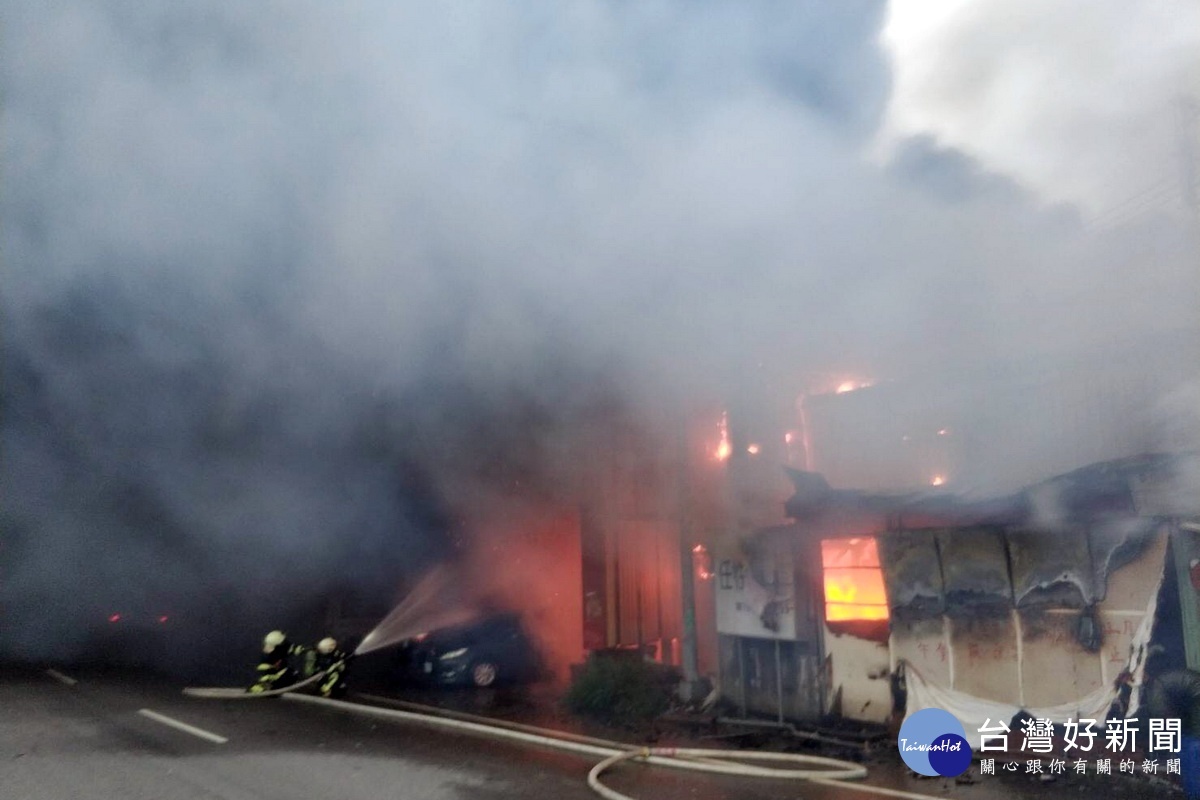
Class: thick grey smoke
3,1,1198,674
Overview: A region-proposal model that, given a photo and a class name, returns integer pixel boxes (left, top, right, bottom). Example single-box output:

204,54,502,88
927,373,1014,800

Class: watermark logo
898,708,971,777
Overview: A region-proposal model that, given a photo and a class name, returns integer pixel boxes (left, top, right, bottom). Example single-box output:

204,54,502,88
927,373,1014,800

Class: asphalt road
0,665,1178,800
4,664,594,800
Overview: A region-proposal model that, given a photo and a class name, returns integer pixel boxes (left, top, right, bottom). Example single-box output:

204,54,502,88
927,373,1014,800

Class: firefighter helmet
263,630,287,653
317,637,337,655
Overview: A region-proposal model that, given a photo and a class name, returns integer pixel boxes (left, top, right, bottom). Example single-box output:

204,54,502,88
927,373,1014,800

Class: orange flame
821,538,889,622
834,379,873,395
692,544,713,580
713,411,731,461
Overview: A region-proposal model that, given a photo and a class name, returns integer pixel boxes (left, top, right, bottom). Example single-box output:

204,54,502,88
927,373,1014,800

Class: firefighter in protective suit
249,630,306,694
313,637,352,699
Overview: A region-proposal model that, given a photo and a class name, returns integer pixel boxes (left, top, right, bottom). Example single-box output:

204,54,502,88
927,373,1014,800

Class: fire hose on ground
182,674,953,800
181,665,334,699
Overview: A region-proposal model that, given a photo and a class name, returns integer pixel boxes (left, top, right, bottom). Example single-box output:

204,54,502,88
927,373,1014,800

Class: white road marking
137,709,228,744
45,669,78,686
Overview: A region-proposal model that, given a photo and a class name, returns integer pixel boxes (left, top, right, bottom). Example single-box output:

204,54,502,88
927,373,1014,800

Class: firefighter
313,637,352,699
249,630,306,694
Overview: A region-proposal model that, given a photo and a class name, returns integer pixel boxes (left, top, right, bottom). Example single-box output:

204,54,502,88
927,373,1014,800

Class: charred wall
883,521,1167,714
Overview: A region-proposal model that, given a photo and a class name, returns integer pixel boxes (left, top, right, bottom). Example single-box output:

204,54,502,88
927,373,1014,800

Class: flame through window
821,537,889,621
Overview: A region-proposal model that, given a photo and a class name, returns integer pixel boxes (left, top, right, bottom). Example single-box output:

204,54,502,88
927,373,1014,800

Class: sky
881,0,1200,219
2,1,1199,668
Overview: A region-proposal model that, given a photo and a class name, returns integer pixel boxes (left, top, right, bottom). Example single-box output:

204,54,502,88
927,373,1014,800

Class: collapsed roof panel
1006,526,1094,608
878,530,943,619
936,528,1012,616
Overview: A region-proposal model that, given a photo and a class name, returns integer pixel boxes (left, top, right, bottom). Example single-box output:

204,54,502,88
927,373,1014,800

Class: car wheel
471,661,498,688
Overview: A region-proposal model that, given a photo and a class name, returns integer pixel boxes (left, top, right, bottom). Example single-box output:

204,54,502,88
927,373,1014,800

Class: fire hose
183,678,952,800
181,662,340,699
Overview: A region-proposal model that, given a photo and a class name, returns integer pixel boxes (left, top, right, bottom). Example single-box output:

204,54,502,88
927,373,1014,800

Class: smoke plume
3,1,1198,676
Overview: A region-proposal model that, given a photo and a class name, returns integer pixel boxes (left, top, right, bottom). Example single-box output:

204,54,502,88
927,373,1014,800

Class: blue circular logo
898,708,970,777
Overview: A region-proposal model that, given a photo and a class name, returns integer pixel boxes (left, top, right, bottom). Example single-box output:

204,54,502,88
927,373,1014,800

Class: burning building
333,338,1200,713
575,411,724,678
706,337,1200,735
713,452,1200,744
318,400,729,685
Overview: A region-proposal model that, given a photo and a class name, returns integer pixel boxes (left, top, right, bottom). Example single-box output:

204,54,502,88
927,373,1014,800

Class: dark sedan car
400,612,544,688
